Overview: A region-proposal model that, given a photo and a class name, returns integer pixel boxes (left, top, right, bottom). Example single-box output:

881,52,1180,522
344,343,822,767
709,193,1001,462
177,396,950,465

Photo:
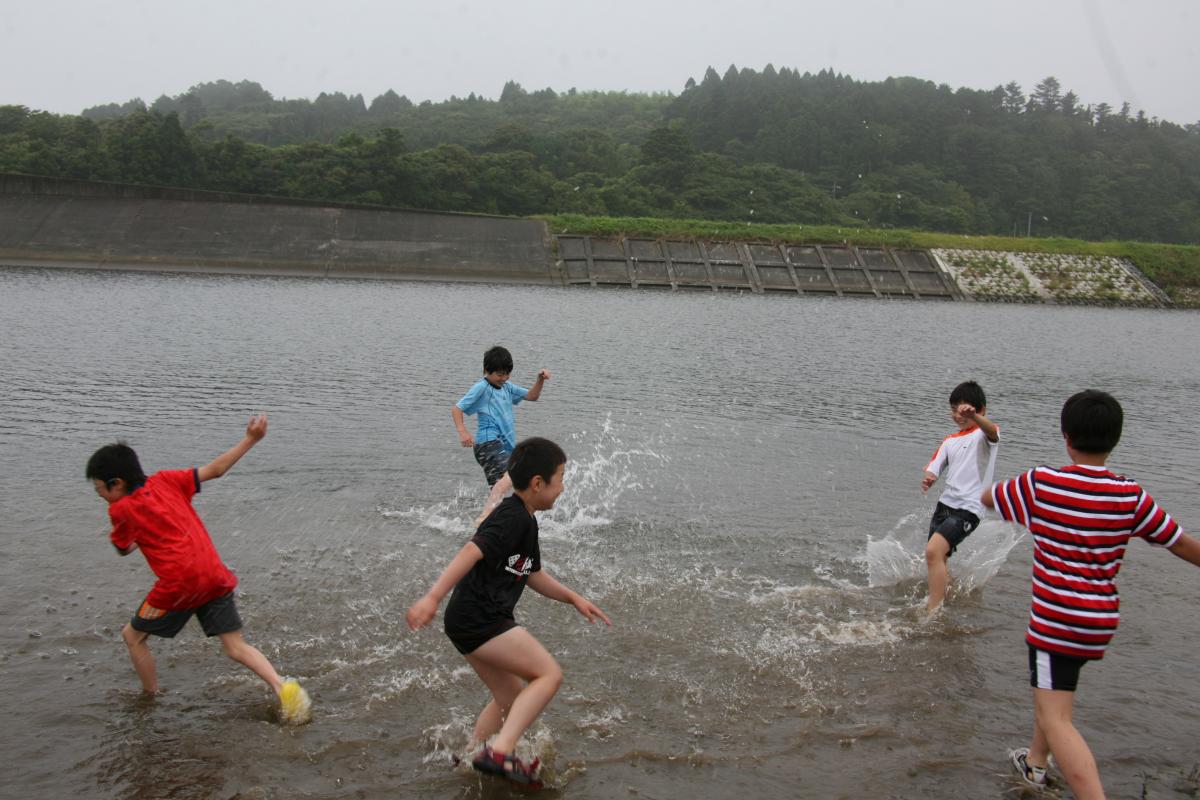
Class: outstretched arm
406,542,484,630
197,415,267,483
958,404,999,443
524,369,551,402
1168,533,1200,567
527,569,611,625
981,486,997,510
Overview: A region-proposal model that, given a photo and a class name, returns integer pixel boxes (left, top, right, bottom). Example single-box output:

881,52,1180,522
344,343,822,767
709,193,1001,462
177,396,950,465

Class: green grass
540,213,1200,305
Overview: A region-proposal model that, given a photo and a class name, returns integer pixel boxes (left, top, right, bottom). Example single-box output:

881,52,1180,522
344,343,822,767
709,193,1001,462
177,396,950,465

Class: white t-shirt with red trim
925,425,1000,518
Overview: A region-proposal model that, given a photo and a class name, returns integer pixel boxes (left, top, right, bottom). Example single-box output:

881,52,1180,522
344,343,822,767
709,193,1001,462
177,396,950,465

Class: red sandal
471,745,543,789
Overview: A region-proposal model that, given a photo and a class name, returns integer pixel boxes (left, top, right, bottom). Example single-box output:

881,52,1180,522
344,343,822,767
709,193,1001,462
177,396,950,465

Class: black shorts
1028,645,1089,692
445,619,517,655
927,502,980,555
129,591,243,639
473,439,512,487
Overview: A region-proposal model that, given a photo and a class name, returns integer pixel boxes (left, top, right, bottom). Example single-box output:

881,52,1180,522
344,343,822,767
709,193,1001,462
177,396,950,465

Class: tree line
2,67,1198,243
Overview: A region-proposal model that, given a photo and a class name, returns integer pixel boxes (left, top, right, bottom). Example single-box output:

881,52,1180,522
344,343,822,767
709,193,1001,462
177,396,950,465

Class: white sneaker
1009,747,1047,788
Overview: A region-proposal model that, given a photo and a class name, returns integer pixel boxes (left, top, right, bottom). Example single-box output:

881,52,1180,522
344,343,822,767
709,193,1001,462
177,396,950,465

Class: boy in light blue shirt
453,346,549,526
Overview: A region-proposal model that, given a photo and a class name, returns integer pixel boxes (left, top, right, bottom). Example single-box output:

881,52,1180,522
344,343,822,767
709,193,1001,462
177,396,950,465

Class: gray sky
3,0,1198,124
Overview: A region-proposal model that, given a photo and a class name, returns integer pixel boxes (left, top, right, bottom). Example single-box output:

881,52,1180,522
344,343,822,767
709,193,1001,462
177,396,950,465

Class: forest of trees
2,68,1199,243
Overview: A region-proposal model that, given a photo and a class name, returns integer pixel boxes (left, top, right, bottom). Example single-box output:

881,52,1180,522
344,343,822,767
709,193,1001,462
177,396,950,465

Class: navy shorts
1028,645,1089,692
473,439,512,486
129,591,243,638
927,502,980,555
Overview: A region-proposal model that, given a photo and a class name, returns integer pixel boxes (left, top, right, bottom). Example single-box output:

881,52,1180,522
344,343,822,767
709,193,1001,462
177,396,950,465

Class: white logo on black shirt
505,553,533,578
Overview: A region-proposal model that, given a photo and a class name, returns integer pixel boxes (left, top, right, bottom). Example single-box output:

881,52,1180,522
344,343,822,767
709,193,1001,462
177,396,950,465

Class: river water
2,267,1198,799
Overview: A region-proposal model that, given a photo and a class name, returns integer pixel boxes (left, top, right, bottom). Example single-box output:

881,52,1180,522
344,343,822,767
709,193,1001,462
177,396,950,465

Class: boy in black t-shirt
406,437,610,788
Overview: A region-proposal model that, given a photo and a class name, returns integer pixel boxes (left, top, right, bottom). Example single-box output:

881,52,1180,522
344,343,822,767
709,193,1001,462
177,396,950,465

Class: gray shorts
473,439,511,486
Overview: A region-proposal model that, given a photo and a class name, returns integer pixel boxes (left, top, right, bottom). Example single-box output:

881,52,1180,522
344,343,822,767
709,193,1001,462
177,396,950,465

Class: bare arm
959,404,999,443
1168,533,1200,567
527,569,611,625
523,369,550,402
406,542,484,630
921,471,938,492
981,486,996,509
197,415,267,483
452,406,474,447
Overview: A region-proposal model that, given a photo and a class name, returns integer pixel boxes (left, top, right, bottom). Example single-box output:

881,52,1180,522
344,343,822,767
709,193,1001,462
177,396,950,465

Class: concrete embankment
0,174,558,284
0,174,1172,306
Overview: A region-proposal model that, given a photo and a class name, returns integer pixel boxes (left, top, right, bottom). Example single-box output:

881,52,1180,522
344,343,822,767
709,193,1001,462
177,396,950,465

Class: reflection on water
2,267,1199,798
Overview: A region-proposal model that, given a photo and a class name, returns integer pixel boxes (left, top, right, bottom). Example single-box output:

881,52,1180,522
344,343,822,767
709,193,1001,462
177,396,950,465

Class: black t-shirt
443,495,541,638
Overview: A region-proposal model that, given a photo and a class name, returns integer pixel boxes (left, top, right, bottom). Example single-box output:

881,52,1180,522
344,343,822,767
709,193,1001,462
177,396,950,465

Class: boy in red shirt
984,390,1200,798
86,415,310,724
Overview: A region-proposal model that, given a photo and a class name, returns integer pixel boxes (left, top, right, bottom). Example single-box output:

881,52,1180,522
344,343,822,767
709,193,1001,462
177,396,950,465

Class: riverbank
544,213,1200,306
2,173,1194,306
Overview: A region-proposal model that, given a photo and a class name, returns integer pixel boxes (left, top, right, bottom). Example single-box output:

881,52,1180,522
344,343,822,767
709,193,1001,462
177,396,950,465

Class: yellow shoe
278,678,311,725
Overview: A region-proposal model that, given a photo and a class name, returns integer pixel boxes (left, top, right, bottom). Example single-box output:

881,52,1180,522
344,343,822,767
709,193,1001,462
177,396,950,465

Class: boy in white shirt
920,380,1000,613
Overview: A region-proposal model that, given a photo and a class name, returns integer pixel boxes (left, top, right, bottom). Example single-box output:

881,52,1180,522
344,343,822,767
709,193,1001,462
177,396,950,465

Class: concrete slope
0,175,558,284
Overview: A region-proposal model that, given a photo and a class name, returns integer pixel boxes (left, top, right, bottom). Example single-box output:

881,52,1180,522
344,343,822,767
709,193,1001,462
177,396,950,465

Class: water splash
541,415,667,539
378,484,477,537
383,414,666,543
865,514,1026,591
422,717,574,788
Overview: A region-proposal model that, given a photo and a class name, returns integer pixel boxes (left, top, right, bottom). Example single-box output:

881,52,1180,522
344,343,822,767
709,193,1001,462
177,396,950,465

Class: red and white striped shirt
990,464,1182,659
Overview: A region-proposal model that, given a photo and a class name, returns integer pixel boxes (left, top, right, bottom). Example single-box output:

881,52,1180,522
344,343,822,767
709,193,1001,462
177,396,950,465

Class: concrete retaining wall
557,235,962,299
0,174,559,284
0,174,1171,307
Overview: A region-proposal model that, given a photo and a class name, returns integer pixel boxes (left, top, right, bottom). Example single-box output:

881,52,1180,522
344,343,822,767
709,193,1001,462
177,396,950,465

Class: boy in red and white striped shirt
983,390,1200,799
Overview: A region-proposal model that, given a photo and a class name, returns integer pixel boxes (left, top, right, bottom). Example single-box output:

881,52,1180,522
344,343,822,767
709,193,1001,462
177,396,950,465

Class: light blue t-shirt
456,379,529,451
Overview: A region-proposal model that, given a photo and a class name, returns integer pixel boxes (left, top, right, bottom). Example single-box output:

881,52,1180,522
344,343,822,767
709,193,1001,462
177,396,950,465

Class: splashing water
866,513,1026,592
542,416,667,538
383,415,666,542
423,717,576,788
379,483,478,536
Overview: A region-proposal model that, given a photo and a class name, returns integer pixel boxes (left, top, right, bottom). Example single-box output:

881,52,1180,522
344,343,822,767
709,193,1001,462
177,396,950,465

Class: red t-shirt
109,469,238,611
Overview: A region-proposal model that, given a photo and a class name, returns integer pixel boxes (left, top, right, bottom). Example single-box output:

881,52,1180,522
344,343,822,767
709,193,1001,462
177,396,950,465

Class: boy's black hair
1061,389,1123,454
86,443,148,489
483,346,514,374
949,380,987,411
506,437,567,490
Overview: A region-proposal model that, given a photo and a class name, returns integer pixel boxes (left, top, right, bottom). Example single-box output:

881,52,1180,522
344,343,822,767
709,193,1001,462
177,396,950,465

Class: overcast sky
3,0,1197,124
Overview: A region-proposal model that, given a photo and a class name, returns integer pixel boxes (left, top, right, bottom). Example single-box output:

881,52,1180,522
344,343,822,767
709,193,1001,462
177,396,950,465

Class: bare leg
122,623,159,694
465,627,563,756
1031,688,1105,800
924,533,952,613
474,472,513,528
465,661,526,745
218,631,283,693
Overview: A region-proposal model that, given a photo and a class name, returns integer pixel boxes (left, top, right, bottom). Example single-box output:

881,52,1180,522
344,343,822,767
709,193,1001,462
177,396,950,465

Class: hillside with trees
2,67,1198,243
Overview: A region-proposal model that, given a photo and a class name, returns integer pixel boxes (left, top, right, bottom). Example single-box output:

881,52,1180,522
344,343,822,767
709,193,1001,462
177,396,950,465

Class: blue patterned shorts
473,439,511,486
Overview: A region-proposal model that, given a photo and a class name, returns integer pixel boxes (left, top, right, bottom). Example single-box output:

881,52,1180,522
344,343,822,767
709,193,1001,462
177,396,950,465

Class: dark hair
506,437,567,490
483,346,513,374
1061,390,1123,454
86,443,148,489
949,380,987,411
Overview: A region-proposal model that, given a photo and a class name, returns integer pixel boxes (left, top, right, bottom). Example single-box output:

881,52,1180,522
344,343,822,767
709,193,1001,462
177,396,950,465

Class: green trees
2,67,1198,243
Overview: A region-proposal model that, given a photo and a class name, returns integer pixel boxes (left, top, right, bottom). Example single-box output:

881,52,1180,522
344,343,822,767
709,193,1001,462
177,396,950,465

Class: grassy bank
542,214,1200,306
